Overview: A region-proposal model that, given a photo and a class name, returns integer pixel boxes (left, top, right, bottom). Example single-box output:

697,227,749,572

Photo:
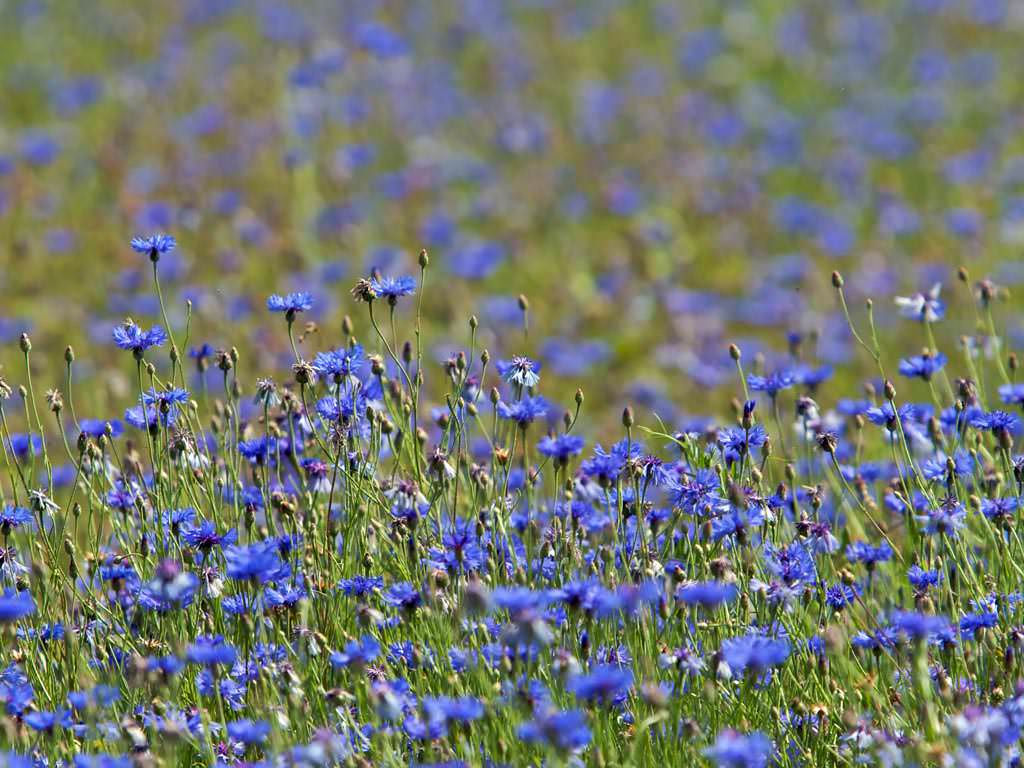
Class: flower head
130,234,176,262
112,320,166,355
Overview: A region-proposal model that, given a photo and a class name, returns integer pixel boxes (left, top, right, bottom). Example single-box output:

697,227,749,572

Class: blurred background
0,0,1020,432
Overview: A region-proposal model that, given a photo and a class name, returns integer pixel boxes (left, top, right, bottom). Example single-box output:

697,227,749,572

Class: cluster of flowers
0,234,1019,768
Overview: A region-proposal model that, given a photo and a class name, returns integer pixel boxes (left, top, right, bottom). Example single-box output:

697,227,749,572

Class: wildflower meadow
4,1,1024,766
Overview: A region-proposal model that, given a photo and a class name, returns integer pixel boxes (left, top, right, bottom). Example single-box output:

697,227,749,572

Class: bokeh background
0,0,1020,431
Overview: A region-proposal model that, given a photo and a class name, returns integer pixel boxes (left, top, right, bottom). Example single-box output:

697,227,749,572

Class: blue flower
711,505,765,543
675,581,737,608
746,370,795,398
186,635,237,667
895,283,945,322
763,540,817,584
370,275,416,300
704,730,773,768
24,709,71,732
959,611,998,640
181,520,237,551
898,352,947,381
330,636,381,669
720,633,790,676
717,424,768,464
907,566,943,593
312,344,365,380
972,410,1021,434
496,396,549,426
999,383,1024,408
383,582,422,611
423,696,485,725
226,718,270,745
497,356,541,388
0,505,32,532
537,434,585,465
846,541,893,567
112,320,167,354
864,402,920,430
518,708,591,752
224,541,288,583
824,583,859,611
339,575,384,597
567,665,632,706
79,418,123,438
0,590,34,624
917,498,967,537
130,234,176,262
891,611,952,642
267,292,313,315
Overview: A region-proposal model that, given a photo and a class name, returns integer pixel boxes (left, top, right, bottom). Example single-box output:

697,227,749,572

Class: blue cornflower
0,505,32,532
497,356,541,388
981,497,1018,522
186,635,237,666
188,343,215,363
383,582,422,611
959,611,998,640
423,696,485,725
496,396,549,426
763,541,817,584
704,730,773,768
907,565,942,593
224,541,288,583
537,434,585,465
580,440,640,484
339,575,384,597
717,424,768,464
330,636,381,669
267,292,314,316
921,449,973,481
675,581,737,608
130,233,176,262
0,589,34,624
917,498,967,537
567,665,633,705
238,437,272,465
999,383,1024,408
181,520,237,552
864,402,920,431
891,611,952,642
226,718,270,745
24,709,71,732
895,283,945,322
720,634,790,676
972,410,1021,434
79,418,123,438
370,275,416,301
746,370,795,398
112,320,167,355
824,583,860,611
312,344,365,380
898,352,947,381
105,481,141,510
711,504,765,543
6,434,42,460
518,708,591,752
161,508,195,530
846,541,893,567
